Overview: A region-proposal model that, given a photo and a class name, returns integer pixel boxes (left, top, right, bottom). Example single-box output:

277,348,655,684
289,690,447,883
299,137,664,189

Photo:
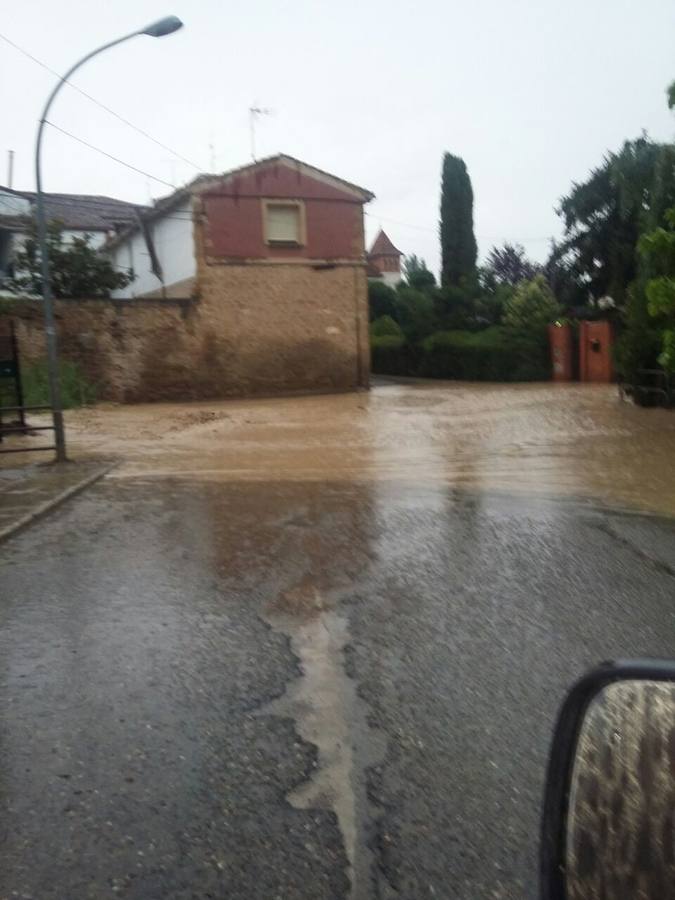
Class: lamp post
35,15,183,462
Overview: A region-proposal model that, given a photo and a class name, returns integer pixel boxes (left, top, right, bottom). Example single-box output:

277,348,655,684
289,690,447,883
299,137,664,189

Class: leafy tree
394,285,436,343
614,84,675,380
556,136,668,307
543,239,588,311
502,275,561,333
638,207,675,371
482,242,539,288
644,144,675,230
478,243,542,325
615,283,662,381
402,254,436,290
367,280,398,322
10,220,133,298
440,153,477,288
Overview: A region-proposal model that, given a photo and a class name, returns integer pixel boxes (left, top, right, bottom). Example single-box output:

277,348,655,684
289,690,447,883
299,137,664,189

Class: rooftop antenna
209,134,216,171
249,105,271,161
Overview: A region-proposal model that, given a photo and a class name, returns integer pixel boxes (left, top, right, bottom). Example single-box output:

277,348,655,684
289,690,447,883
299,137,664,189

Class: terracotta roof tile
368,229,402,257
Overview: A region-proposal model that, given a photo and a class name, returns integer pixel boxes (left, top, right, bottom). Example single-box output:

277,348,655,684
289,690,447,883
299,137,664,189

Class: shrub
370,315,403,338
419,327,550,381
21,360,97,409
434,275,486,331
368,281,398,321
371,334,405,350
502,275,560,332
615,283,662,382
394,286,436,342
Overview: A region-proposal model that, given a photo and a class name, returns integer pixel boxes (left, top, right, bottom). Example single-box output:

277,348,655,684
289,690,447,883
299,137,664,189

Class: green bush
368,281,398,321
394,286,436,342
419,327,550,381
370,315,403,338
502,276,560,331
21,360,97,409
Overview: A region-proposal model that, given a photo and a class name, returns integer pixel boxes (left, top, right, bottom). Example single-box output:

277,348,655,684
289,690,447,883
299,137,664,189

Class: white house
0,185,144,292
105,171,238,300
106,190,199,299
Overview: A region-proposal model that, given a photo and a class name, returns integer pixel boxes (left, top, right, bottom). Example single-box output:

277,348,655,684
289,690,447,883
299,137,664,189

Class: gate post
548,323,573,382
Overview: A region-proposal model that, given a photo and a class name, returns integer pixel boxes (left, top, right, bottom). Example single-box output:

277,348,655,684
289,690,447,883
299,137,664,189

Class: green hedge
370,334,418,376
371,327,551,382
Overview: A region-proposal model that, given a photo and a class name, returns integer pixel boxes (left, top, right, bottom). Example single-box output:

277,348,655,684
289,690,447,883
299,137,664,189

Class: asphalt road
1,476,674,899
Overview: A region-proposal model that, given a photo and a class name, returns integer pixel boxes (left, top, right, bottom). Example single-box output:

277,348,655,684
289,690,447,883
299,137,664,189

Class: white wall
381,271,402,288
109,199,195,299
62,229,107,249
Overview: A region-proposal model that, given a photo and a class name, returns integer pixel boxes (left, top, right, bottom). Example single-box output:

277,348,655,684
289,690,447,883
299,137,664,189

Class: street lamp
34,15,183,462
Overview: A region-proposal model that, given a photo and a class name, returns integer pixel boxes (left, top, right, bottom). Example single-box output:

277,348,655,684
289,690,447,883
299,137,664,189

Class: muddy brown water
4,381,675,517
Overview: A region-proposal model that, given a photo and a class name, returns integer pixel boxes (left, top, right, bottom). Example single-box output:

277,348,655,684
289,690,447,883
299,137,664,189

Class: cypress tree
440,153,477,287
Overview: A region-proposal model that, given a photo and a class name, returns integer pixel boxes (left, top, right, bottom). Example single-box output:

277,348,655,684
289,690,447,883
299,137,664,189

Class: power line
365,210,554,244
0,30,202,171
365,211,434,233
45,121,176,189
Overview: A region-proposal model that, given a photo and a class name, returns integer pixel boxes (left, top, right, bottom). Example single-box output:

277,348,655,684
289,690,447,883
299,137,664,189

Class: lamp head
142,16,183,37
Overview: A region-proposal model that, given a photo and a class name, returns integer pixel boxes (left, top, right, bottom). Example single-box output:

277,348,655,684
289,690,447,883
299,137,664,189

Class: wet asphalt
1,476,675,899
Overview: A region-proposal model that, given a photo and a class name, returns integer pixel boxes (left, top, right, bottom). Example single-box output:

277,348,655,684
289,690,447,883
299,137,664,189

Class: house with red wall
107,154,374,396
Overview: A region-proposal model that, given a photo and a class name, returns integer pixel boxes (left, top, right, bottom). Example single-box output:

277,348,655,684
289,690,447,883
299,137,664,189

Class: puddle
260,587,385,900
7,382,675,516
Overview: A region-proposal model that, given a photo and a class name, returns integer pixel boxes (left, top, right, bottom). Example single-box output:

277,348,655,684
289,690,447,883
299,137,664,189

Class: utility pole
7,150,14,188
34,15,183,463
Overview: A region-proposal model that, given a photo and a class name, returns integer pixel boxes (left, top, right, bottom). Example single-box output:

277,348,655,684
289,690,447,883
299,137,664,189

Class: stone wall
1,261,369,402
196,261,369,397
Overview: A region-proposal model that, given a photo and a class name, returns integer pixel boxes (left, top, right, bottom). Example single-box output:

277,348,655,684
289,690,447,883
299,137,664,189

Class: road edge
0,461,116,546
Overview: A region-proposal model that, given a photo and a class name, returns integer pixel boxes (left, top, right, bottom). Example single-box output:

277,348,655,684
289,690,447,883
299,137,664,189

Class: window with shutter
263,201,305,245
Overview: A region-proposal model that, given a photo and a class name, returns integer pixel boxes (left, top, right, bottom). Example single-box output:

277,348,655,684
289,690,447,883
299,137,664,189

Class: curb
0,461,116,546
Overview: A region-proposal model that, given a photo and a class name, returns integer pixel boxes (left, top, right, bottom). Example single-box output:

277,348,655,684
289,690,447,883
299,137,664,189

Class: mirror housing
540,659,675,899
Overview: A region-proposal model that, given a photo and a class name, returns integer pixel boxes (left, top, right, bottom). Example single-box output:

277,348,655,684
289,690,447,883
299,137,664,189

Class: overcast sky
2,0,674,274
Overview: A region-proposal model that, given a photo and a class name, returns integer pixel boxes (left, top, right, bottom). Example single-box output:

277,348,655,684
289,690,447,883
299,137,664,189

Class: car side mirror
540,660,675,899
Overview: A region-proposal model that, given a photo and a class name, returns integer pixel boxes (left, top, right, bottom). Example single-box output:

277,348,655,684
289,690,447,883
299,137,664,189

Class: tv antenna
249,105,272,161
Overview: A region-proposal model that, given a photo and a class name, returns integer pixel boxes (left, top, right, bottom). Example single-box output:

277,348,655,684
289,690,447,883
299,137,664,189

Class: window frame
262,199,306,248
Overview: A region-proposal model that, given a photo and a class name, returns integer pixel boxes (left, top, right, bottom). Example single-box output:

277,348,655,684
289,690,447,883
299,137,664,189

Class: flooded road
11,380,673,516
2,381,675,899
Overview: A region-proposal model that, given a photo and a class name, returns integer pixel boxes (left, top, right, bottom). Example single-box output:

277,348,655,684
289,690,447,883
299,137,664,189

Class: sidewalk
0,459,114,544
